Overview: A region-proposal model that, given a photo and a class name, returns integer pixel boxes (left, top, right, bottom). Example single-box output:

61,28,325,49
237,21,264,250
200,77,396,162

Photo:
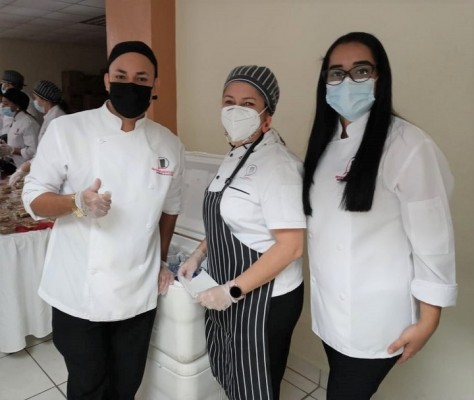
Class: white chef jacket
1,91,42,134
37,105,65,143
5,110,40,167
208,129,306,297
22,103,185,321
307,113,457,359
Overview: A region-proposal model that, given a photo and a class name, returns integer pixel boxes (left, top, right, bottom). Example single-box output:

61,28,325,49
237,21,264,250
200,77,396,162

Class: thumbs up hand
78,178,112,218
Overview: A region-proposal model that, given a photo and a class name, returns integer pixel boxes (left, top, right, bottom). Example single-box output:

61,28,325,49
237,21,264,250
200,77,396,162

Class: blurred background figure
1,70,42,126
8,80,68,185
0,88,39,176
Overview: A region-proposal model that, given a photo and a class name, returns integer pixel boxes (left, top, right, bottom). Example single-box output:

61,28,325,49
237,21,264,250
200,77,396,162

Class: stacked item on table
0,179,54,234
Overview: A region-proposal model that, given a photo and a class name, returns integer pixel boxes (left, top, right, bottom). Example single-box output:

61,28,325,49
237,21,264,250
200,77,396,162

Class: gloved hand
158,261,175,295
0,143,13,157
9,168,27,185
196,282,233,311
178,248,206,280
77,178,112,218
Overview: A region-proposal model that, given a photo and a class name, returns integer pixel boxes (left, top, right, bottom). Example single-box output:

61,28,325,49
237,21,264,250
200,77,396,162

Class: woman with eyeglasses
303,32,457,399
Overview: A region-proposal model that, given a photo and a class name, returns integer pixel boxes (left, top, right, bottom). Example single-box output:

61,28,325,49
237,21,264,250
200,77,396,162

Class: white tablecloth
0,229,52,353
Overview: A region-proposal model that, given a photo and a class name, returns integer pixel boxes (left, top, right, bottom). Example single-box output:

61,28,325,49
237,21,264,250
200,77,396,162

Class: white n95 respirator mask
221,105,266,144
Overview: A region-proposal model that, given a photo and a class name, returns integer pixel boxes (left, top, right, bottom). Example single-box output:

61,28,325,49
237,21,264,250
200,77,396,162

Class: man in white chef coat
22,41,184,400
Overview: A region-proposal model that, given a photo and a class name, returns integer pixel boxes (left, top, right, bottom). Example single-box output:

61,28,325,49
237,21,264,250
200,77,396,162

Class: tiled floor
0,335,327,400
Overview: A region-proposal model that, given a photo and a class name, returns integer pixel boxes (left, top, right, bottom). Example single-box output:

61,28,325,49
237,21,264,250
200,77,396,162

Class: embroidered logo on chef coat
152,156,175,176
240,164,258,180
336,158,354,181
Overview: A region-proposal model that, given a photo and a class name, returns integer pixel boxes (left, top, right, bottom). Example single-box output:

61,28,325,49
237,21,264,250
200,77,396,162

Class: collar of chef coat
101,100,148,132
331,111,370,142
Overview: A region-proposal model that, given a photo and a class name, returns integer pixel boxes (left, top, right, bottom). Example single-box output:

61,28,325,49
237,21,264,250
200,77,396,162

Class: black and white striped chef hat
33,80,62,104
224,65,280,115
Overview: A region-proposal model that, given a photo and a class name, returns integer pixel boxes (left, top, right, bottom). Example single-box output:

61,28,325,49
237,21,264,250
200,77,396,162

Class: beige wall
0,39,106,96
176,1,474,399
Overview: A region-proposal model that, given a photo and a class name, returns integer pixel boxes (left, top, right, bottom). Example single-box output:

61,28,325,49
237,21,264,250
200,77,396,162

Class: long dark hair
303,32,394,215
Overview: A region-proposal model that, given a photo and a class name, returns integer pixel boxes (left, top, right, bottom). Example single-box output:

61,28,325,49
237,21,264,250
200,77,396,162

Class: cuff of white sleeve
411,279,458,307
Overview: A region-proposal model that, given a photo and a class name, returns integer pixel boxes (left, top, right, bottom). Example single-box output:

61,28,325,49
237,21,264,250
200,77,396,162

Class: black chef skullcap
107,41,158,77
2,88,29,111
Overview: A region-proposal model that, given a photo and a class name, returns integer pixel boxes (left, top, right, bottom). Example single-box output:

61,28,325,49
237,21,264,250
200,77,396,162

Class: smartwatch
229,280,245,302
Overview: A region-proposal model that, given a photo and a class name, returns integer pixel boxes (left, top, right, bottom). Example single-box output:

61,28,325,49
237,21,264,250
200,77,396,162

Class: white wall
0,39,107,97
176,1,474,399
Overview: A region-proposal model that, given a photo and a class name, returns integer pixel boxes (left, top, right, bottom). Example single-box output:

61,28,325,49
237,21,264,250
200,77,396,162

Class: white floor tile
58,382,67,397
280,379,307,400
27,340,68,385
0,350,54,400
283,368,318,393
29,387,66,400
319,369,329,389
310,387,327,400
287,353,321,384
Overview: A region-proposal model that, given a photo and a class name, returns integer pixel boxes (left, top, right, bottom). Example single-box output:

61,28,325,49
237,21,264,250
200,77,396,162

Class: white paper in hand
178,270,219,299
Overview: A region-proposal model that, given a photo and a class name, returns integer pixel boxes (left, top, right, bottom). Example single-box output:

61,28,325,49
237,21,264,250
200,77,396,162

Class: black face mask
108,82,152,119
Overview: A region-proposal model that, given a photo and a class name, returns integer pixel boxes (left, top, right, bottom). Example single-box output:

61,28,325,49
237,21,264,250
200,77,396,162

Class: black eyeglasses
323,63,376,86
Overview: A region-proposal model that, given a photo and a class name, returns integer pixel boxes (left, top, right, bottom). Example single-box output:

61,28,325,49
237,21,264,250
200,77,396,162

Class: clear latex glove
77,178,112,218
9,168,27,185
0,143,12,157
158,261,175,295
196,282,233,311
177,249,206,280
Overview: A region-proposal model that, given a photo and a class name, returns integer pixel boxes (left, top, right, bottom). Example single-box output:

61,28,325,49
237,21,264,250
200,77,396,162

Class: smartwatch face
230,285,242,299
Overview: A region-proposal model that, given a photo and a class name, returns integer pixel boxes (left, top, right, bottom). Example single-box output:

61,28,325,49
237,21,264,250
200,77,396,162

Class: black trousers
52,307,156,400
323,342,401,400
268,283,304,400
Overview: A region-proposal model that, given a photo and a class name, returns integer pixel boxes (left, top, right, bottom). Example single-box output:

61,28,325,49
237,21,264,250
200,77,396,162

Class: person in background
1,69,42,126
0,88,40,171
22,41,184,400
302,31,457,399
178,65,306,400
8,80,68,185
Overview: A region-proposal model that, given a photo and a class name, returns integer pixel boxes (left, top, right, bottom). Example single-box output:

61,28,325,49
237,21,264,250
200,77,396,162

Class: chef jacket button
216,175,220,179
308,233,313,239
146,223,152,229
230,153,233,157
311,277,316,284
97,138,105,144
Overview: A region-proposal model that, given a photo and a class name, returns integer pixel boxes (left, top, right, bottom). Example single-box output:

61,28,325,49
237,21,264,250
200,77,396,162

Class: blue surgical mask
1,84,7,94
1,106,14,118
34,100,45,114
326,78,375,122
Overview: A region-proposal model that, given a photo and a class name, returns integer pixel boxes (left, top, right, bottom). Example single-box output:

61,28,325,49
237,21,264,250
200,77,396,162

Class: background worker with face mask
8,80,68,186
1,70,42,130
176,65,306,400
22,41,185,400
0,88,40,171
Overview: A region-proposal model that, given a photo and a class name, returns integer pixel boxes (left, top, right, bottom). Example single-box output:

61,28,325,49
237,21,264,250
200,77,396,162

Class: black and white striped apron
203,135,275,400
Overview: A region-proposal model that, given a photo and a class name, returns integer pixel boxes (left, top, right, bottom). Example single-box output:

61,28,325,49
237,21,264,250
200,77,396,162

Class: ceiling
0,0,106,46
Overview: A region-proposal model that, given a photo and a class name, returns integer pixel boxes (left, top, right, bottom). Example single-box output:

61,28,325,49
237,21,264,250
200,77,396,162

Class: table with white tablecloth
0,229,52,353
